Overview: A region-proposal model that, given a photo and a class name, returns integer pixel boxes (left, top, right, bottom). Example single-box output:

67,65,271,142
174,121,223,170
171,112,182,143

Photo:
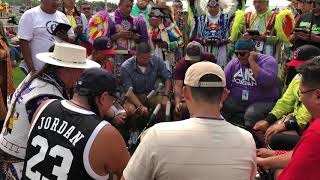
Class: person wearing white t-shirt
18,0,75,72
121,62,257,180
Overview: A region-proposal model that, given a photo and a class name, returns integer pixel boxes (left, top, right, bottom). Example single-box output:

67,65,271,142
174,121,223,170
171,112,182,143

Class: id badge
255,41,264,52
242,90,249,101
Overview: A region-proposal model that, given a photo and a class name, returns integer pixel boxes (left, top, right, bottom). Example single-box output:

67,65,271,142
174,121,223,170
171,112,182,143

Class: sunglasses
81,7,91,10
235,52,249,57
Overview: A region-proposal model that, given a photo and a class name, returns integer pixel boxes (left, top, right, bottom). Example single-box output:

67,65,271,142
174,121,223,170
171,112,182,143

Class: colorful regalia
149,6,184,71
111,8,149,79
63,7,88,45
111,8,148,52
187,0,238,41
197,11,229,67
131,3,152,29
150,22,184,69
87,11,111,44
230,7,294,60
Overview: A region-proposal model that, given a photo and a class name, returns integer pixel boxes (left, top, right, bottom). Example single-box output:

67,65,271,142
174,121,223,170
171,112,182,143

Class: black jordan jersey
22,100,109,180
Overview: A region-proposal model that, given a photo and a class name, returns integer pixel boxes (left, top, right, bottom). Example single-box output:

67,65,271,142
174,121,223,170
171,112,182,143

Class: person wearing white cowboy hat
0,43,99,179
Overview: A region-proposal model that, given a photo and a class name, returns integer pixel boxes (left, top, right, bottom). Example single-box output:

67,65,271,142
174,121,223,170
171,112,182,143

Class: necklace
68,100,90,111
192,116,224,120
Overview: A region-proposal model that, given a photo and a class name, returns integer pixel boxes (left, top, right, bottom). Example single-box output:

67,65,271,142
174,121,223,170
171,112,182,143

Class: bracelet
274,150,287,156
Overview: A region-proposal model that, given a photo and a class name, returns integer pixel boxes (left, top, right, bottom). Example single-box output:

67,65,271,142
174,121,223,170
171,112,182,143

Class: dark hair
136,42,152,55
119,0,134,5
189,74,224,104
62,2,81,17
297,56,320,88
48,45,55,52
74,89,102,116
80,1,91,7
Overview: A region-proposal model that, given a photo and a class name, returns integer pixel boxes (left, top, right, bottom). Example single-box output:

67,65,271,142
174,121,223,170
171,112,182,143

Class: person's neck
70,96,91,111
209,12,219,18
40,5,55,14
120,12,129,19
138,5,147,11
136,62,148,67
312,112,320,121
190,104,221,119
56,71,68,87
64,6,74,11
257,8,268,15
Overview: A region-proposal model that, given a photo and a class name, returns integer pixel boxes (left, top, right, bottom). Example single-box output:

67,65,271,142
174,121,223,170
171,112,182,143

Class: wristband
274,150,287,156
265,113,277,124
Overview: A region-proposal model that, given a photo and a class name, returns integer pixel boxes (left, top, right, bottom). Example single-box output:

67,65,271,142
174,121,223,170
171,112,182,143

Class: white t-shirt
137,65,147,74
124,118,257,180
80,13,88,32
18,6,75,71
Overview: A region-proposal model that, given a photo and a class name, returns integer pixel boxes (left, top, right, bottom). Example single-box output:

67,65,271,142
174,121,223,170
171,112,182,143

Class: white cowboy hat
36,43,101,69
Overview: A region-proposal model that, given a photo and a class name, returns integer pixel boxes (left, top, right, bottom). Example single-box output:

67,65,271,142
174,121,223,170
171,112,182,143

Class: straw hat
36,43,100,69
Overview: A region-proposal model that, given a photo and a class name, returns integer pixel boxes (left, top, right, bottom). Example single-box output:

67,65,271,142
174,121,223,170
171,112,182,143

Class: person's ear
98,92,109,105
220,87,229,107
183,86,191,101
222,88,229,101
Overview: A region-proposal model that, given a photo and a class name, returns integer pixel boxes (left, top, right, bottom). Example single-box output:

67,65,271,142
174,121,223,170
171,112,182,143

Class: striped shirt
123,118,257,180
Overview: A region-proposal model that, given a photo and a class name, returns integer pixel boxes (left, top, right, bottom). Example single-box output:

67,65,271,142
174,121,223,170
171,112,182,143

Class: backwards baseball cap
185,41,203,61
235,39,255,51
93,36,116,55
76,68,118,98
184,61,226,87
287,45,320,67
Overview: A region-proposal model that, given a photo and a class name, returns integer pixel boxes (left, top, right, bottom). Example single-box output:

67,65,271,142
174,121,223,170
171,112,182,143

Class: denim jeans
9,47,21,62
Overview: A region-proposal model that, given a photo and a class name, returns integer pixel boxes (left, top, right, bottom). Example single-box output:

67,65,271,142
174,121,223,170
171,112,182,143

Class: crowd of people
0,0,320,179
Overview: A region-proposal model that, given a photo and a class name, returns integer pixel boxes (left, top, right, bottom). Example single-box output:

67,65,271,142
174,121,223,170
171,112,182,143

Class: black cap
288,45,320,67
93,36,113,51
75,68,118,98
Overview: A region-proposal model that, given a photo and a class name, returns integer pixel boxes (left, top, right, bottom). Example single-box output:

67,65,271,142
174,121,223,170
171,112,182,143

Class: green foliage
13,67,25,88
9,0,40,7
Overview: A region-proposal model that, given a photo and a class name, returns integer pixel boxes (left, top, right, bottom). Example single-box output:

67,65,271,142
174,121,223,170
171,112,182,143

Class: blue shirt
120,55,171,93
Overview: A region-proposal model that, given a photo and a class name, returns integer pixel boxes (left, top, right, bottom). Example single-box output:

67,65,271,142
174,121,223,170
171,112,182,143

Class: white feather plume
193,0,238,16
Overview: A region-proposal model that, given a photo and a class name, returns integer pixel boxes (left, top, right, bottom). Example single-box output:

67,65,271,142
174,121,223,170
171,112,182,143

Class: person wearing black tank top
22,68,130,180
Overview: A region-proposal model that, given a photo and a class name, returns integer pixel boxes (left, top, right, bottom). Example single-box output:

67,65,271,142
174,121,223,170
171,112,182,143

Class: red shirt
88,55,113,73
279,119,320,180
174,58,192,80
174,53,216,81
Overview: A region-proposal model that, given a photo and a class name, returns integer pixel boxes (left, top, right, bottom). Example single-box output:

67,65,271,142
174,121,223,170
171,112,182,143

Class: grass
12,67,25,88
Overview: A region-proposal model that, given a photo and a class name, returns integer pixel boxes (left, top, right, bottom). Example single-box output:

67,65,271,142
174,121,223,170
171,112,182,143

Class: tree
8,0,39,7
